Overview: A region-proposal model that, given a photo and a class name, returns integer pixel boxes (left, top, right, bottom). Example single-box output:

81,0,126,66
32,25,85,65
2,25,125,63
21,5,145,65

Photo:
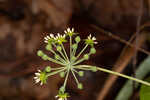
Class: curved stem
77,65,150,86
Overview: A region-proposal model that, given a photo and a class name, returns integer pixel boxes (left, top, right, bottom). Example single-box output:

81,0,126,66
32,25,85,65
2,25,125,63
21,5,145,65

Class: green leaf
115,56,150,100
140,77,150,100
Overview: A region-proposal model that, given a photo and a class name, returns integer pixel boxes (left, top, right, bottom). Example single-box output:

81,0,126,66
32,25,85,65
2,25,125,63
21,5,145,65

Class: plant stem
63,69,70,89
70,36,72,60
77,65,150,86
73,58,85,65
47,68,66,77
72,43,78,56
52,43,67,62
47,57,66,66
61,44,69,61
49,49,66,64
76,44,88,59
51,67,65,71
71,69,79,84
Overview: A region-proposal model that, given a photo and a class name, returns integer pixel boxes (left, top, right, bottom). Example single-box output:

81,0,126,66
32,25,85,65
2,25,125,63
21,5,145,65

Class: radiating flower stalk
34,28,150,100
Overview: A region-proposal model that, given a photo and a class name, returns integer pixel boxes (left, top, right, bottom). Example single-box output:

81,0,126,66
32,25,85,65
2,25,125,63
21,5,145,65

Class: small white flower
34,70,41,84
44,34,55,43
64,28,74,34
55,95,67,100
54,33,66,40
34,70,47,85
86,34,98,45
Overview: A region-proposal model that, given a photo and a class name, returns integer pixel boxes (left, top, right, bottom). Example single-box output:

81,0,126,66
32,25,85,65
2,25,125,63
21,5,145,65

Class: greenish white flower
85,34,98,45
64,28,75,36
34,70,47,85
55,92,69,100
54,33,67,44
44,34,55,43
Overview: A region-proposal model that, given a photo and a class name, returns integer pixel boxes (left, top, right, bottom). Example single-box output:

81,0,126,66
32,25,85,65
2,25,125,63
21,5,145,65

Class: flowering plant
34,28,150,100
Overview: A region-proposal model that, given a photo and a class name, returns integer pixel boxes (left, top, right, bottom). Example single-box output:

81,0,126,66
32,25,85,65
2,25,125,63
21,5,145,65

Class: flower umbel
34,27,150,100
35,27,97,99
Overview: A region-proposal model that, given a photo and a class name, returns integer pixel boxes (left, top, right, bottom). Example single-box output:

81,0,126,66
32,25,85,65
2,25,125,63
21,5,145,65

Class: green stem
47,57,65,66
72,69,79,74
74,67,92,71
75,44,88,60
72,44,78,56
70,36,72,60
71,69,79,84
73,58,86,65
49,49,66,64
61,44,69,61
63,69,70,89
77,65,150,86
52,43,67,62
51,67,65,71
47,68,66,77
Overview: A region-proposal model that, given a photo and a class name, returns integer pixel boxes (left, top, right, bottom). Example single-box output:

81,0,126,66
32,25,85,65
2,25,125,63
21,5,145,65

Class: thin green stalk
63,69,70,89
61,44,69,61
72,69,78,74
76,44,88,60
70,36,72,60
78,65,150,86
51,67,65,71
74,67,92,71
73,58,86,65
52,43,67,62
72,44,78,56
58,50,68,62
47,57,65,66
47,68,66,77
71,69,79,84
50,49,66,64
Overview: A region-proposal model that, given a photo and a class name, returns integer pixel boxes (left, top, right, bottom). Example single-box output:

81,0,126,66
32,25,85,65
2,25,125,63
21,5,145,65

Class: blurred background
0,0,150,100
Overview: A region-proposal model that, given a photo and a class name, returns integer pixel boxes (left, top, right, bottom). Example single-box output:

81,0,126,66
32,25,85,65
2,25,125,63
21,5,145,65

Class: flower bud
55,55,60,60
37,50,44,57
78,71,84,77
90,48,96,54
77,83,83,89
72,44,77,49
45,66,51,72
75,36,81,43
60,72,65,78
83,54,89,60
45,44,52,51
57,46,62,51
42,54,49,60
59,86,65,93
